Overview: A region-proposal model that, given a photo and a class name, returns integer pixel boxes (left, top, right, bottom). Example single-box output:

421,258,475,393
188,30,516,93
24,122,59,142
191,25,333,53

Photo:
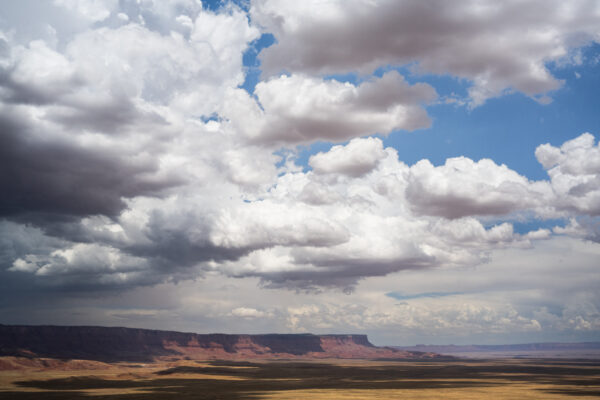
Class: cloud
536,133,600,216
386,291,462,300
9,243,152,286
230,307,272,318
54,0,118,22
309,137,388,177
406,157,553,219
210,201,351,250
0,3,270,289
5,131,594,292
225,71,436,144
251,0,600,105
208,144,560,290
0,1,598,298
287,301,542,335
2,235,597,344
0,108,178,221
0,5,259,225
0,1,598,345
1,7,258,113
0,39,79,105
403,133,600,221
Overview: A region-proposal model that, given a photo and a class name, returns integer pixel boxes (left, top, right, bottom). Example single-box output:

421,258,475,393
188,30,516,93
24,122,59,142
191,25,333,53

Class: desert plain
1,356,599,399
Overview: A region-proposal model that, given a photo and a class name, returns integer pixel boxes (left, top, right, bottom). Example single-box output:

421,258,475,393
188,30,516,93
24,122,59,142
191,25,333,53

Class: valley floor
0,357,599,399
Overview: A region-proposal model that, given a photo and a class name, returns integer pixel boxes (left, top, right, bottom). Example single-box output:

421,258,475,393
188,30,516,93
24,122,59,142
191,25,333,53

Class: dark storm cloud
250,255,435,292
123,209,257,269
0,69,81,106
46,95,169,134
0,222,65,268
0,109,179,222
0,208,262,295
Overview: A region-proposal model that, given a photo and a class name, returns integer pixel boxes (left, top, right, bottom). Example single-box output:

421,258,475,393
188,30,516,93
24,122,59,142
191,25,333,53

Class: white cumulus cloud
251,0,600,106
226,72,436,144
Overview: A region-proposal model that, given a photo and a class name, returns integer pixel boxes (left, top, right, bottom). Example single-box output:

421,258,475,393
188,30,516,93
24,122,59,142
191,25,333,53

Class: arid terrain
0,357,599,399
0,325,598,399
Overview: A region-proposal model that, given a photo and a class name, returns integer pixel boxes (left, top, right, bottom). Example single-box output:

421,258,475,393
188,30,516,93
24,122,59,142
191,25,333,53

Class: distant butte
0,324,443,363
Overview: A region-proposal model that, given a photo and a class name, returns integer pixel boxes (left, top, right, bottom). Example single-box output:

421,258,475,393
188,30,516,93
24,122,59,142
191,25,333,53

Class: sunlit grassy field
0,358,598,399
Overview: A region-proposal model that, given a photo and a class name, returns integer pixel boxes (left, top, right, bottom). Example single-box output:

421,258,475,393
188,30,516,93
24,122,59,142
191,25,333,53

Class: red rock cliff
0,324,438,362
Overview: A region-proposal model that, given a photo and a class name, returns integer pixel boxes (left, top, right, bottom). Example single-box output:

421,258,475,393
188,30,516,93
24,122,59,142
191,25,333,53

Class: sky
0,0,599,346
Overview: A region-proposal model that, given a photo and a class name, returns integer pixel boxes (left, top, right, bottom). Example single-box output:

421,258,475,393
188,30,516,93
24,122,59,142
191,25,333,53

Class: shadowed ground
0,358,599,399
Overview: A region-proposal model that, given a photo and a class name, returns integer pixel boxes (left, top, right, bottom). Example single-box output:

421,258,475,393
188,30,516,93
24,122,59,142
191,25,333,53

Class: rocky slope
0,324,439,362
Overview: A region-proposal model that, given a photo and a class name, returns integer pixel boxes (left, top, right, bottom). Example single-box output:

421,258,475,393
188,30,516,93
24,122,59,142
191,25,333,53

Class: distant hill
0,324,442,362
394,342,600,358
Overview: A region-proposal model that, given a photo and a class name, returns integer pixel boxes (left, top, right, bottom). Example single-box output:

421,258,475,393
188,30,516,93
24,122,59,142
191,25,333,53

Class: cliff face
0,325,435,362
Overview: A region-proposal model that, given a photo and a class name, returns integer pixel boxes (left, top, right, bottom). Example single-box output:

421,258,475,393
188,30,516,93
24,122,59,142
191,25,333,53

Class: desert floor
0,357,598,399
